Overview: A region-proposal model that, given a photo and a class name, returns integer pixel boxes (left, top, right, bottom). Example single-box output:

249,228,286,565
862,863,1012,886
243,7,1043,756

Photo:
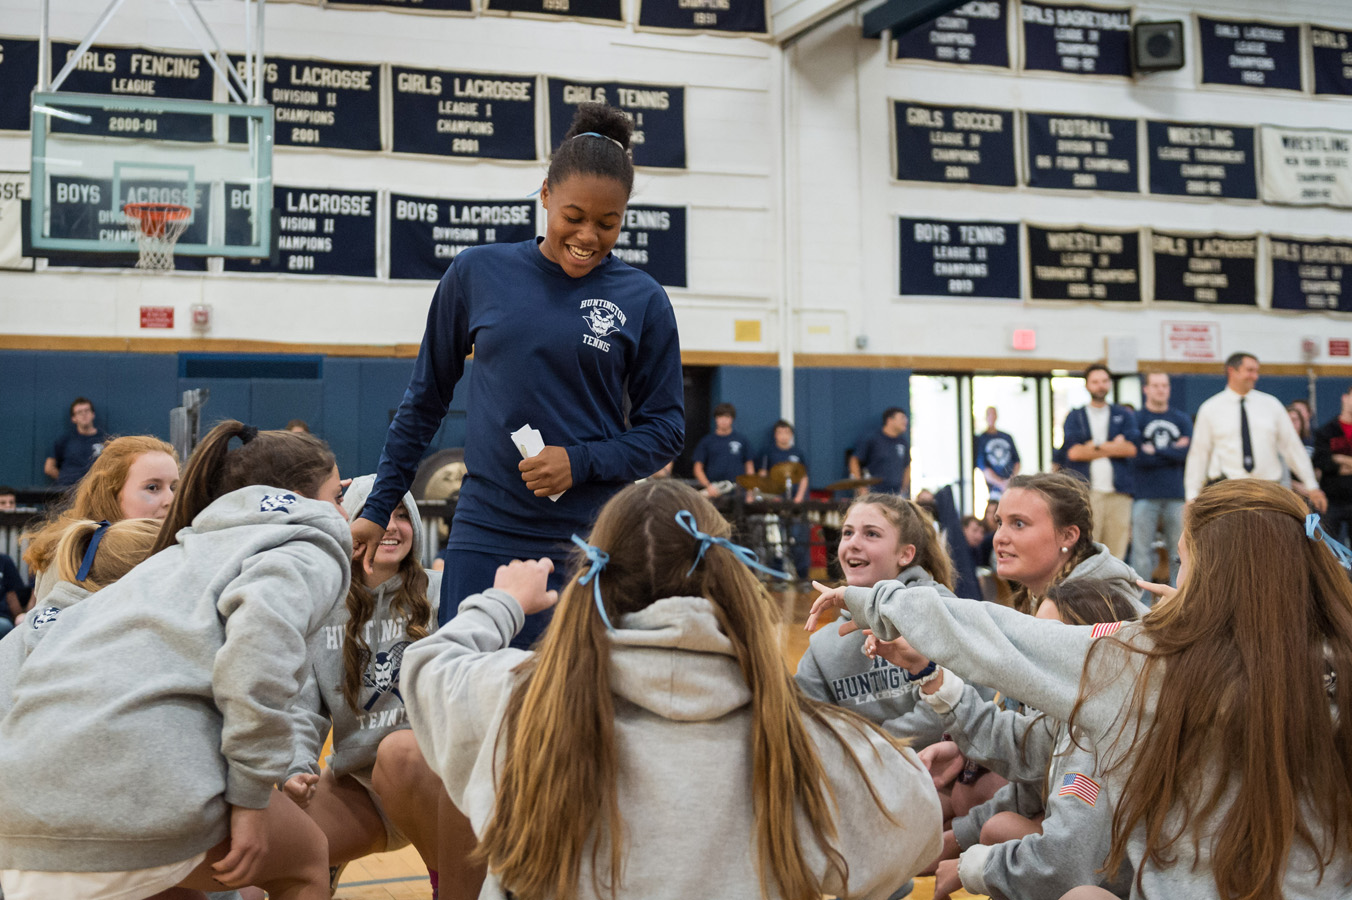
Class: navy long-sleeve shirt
362,239,685,556
1132,407,1192,500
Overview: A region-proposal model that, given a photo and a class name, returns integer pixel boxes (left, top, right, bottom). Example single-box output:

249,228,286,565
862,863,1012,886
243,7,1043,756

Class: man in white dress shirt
1184,352,1327,512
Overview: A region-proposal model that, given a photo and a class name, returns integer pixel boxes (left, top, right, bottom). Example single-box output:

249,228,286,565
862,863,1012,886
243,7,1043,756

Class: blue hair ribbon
1307,513,1352,571
75,520,111,582
674,510,790,581
571,534,615,632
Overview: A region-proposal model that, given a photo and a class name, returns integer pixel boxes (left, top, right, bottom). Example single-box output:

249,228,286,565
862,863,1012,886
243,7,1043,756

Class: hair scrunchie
238,425,259,444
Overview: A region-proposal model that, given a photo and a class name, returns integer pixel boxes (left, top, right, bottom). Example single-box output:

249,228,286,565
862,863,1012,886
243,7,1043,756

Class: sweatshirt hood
342,474,424,554
1069,543,1149,615
608,596,751,721
187,485,353,557
38,581,93,611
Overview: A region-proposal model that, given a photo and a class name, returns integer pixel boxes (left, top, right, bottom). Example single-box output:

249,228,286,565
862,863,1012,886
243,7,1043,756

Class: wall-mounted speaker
1132,20,1185,73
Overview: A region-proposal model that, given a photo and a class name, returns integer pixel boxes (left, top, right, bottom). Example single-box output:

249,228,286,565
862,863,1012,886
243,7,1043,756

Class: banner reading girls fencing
898,217,1019,299
892,102,1016,187
892,1,1009,68
223,186,377,277
1025,113,1137,193
1311,27,1352,97
1197,17,1302,92
1026,224,1140,303
636,0,767,35
1150,231,1258,306
613,205,686,288
1270,236,1352,313
48,42,216,141
227,56,382,151
546,79,686,169
0,38,38,131
391,69,537,160
1146,120,1257,200
388,195,537,281
1020,2,1132,78
1260,126,1352,208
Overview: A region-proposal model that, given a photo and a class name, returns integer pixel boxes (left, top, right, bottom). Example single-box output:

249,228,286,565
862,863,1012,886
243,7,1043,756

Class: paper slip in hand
510,424,564,502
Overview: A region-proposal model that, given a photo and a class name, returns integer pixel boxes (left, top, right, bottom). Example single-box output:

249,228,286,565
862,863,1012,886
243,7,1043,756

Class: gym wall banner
892,102,1016,187
1146,120,1257,200
892,0,1010,68
49,42,215,142
1197,16,1302,92
0,38,38,132
482,0,621,24
1270,235,1352,313
1025,113,1137,193
224,186,377,277
0,172,32,270
43,174,209,271
897,217,1019,299
322,0,473,14
613,205,686,288
1311,27,1352,98
1260,126,1352,208
390,69,537,160
636,0,768,36
1026,224,1140,303
546,79,686,169
388,194,537,281
226,56,382,151
1150,230,1258,306
1020,1,1132,78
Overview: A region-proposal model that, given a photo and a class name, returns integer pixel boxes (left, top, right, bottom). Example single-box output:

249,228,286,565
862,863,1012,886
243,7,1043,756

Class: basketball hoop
122,202,192,271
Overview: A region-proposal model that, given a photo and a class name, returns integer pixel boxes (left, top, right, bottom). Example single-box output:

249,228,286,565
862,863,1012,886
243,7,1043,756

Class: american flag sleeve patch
1091,621,1123,638
1059,772,1101,805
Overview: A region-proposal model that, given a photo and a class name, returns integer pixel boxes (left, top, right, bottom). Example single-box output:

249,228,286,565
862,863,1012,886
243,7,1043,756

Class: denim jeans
1130,497,1184,595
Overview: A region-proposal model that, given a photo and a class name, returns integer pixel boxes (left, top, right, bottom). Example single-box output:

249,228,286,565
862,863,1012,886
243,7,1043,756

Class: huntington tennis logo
259,493,298,513
580,298,626,352
363,641,411,711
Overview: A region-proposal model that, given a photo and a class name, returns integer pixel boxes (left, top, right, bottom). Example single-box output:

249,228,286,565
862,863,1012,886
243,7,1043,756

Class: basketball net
122,202,192,271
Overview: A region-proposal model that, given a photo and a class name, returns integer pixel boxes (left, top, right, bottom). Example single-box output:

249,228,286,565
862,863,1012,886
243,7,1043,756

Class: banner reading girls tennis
892,1,1009,68
898,217,1020,299
388,195,537,281
546,79,685,169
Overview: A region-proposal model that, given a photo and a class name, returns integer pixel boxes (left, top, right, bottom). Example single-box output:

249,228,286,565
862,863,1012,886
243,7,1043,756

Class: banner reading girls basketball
388,194,537,281
1260,126,1352,208
1311,26,1352,97
1026,224,1140,303
1150,231,1258,306
0,38,38,132
898,217,1020,299
224,186,377,278
1270,236,1352,313
1146,120,1257,200
546,79,686,169
636,0,767,35
227,55,382,151
1020,1,1132,77
1197,16,1302,92
892,1,1009,68
391,69,537,160
613,205,686,288
48,42,216,141
482,0,620,23
892,102,1016,187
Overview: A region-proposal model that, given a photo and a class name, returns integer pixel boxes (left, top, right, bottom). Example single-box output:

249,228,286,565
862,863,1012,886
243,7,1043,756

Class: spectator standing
44,397,106,489
692,402,754,497
1130,373,1191,589
1183,352,1327,512
974,406,1021,502
1312,384,1352,543
758,419,809,502
1059,365,1139,559
850,407,912,498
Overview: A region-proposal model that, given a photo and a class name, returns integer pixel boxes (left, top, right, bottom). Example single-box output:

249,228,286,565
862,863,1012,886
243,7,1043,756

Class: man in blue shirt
44,397,106,489
1060,365,1139,560
849,407,911,497
1131,372,1191,589
758,420,811,578
974,406,1021,502
693,403,754,496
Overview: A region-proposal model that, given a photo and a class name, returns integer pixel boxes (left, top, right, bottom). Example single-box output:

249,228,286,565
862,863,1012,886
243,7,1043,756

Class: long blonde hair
477,480,904,900
53,518,161,590
22,436,177,575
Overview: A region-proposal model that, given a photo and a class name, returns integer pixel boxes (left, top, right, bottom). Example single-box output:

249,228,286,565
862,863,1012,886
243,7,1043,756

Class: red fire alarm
191,304,211,331
1011,328,1037,351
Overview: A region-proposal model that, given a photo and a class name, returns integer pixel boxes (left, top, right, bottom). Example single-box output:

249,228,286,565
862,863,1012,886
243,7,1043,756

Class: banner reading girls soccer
1197,17,1302,92
1260,126,1352,208
1020,2,1131,77
1270,236,1352,313
1026,224,1140,303
546,79,686,169
613,205,686,288
482,0,620,23
227,55,382,151
388,194,537,281
48,42,216,141
1150,231,1258,306
391,69,537,160
891,1,1009,68
1311,27,1352,97
636,0,767,35
223,185,377,277
1025,113,1137,193
892,102,1016,187
898,217,1019,299
1146,120,1257,200
0,38,38,131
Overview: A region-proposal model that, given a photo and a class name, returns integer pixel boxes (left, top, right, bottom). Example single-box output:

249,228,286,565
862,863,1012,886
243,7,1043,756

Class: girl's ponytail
55,518,161,589
151,420,247,553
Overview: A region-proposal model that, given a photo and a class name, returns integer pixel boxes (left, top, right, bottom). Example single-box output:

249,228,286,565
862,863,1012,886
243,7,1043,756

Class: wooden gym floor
333,583,980,900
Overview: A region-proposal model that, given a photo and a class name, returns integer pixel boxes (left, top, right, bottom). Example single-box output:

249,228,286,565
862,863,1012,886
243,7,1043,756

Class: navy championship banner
1146,120,1257,200
48,42,216,141
547,79,685,169
389,194,537,281
391,69,537,160
43,174,209,270
1026,113,1137,193
1027,224,1140,302
224,186,377,277
1312,27,1352,98
1021,2,1131,77
898,217,1020,299
228,56,381,151
1197,17,1302,92
637,0,767,35
892,1,1009,68
483,0,621,23
324,0,473,13
0,38,39,131
1151,231,1258,306
893,102,1016,187
613,205,686,288
1270,236,1352,313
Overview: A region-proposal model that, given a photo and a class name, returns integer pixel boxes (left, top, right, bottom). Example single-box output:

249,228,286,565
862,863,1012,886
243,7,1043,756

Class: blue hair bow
571,534,615,632
1307,513,1352,571
75,520,111,582
674,510,790,580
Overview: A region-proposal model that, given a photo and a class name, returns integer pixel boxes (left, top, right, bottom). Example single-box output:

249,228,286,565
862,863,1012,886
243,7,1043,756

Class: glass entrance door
971,375,1040,514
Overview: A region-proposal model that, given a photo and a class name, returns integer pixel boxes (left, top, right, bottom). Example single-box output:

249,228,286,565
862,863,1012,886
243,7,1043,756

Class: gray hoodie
0,485,352,872
0,581,92,722
403,589,943,900
288,475,441,781
844,581,1352,900
1067,542,1148,613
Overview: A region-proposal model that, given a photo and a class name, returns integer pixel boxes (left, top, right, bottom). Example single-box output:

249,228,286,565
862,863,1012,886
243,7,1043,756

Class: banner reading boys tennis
1027,224,1140,302
892,1,1009,68
1270,235,1352,313
389,195,537,281
547,79,685,169
898,217,1019,299
892,102,1016,187
1146,120,1257,200
1151,231,1258,306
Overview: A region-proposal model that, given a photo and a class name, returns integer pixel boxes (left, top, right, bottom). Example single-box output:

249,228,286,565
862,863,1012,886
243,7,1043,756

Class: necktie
1240,397,1254,472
